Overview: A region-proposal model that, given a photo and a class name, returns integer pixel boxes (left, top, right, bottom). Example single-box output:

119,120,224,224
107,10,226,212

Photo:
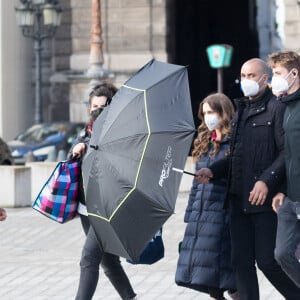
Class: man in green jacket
269,50,300,288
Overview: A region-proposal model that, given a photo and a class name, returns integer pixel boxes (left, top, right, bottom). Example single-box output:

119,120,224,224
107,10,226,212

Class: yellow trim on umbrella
88,84,151,222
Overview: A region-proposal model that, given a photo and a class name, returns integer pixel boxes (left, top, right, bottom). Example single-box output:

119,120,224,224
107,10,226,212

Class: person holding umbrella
81,60,195,261
70,83,137,300
175,93,239,300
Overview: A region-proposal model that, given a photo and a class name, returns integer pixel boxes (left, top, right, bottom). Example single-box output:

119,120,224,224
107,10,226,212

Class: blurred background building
1,0,300,140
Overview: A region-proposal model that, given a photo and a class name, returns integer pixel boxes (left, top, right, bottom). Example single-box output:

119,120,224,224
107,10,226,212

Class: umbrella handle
172,167,195,176
90,145,99,150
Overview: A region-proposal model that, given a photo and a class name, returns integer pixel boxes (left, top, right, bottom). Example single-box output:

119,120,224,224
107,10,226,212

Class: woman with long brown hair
175,93,238,300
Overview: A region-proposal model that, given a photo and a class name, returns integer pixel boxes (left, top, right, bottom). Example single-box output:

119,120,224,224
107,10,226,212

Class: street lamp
206,44,233,93
15,0,62,124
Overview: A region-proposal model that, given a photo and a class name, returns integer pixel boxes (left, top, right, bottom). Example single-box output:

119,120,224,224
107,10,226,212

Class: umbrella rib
123,84,145,92
108,88,151,221
88,212,109,221
123,65,186,93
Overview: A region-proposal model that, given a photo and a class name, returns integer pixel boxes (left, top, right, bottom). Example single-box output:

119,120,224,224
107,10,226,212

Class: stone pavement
0,192,283,300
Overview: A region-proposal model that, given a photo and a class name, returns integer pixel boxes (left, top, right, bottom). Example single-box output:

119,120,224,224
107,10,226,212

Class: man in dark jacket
269,50,300,288
195,58,300,299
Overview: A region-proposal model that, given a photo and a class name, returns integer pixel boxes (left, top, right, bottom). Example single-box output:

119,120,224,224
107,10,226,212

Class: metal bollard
56,149,67,161
45,148,56,162
25,151,36,163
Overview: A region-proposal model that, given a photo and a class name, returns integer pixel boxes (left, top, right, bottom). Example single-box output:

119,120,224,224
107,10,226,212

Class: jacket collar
220,135,230,144
280,87,300,104
234,87,272,109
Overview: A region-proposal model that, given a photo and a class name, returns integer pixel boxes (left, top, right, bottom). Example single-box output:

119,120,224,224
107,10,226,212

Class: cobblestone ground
0,192,283,299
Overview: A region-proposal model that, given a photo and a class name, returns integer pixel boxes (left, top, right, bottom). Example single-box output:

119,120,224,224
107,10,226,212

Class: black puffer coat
210,88,286,213
175,138,236,293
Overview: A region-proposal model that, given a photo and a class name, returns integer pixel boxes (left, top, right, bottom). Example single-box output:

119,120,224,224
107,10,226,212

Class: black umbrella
82,59,195,261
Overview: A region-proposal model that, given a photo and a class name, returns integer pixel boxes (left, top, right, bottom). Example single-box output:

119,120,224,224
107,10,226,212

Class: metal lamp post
86,0,112,89
15,0,62,124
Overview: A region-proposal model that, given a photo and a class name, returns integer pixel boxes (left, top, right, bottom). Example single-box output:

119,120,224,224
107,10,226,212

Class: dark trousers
208,287,226,299
275,197,300,288
75,215,136,300
229,204,300,300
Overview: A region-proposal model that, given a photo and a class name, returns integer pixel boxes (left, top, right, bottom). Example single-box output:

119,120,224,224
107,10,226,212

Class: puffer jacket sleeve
258,101,286,192
209,155,230,180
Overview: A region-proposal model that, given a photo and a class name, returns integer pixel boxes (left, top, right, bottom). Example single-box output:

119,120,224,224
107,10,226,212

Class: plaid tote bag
32,159,81,223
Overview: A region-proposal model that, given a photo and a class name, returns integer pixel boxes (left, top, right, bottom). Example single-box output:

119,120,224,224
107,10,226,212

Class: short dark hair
88,83,118,106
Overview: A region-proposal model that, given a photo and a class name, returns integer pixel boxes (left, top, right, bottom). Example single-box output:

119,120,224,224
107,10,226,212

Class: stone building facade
47,0,300,125
284,0,300,50
2,0,300,140
49,0,167,123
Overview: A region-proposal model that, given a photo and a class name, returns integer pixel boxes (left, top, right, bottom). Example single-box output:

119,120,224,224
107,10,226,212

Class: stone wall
0,0,32,140
47,0,72,121
50,0,300,124
67,0,168,123
256,0,283,61
284,0,300,52
102,0,167,74
70,0,167,73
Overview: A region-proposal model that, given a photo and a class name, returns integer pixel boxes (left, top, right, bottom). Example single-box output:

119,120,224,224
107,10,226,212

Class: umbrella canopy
82,59,195,261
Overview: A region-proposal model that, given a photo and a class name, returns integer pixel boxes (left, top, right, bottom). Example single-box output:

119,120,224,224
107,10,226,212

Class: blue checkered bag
32,159,81,223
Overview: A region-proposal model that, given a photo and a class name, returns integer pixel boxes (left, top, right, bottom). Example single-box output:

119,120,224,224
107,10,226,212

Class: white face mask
271,70,294,95
240,76,263,97
204,114,220,131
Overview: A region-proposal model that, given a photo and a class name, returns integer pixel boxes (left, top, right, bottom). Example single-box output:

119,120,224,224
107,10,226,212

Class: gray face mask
90,107,104,121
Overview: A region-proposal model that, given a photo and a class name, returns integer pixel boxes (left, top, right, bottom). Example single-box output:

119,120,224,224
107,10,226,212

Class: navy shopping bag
127,228,164,265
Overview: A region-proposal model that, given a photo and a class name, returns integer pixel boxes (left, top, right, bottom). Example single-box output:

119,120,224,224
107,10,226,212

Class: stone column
87,0,104,78
87,0,111,90
48,0,72,122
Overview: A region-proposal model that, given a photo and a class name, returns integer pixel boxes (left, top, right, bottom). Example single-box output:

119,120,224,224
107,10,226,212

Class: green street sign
206,44,233,68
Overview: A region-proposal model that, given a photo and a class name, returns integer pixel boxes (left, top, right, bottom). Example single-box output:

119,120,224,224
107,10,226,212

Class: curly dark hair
192,93,234,161
88,82,118,106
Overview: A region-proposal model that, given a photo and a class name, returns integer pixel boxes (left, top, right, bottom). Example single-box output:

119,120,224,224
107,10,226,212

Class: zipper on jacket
285,110,292,127
186,155,211,278
288,159,292,192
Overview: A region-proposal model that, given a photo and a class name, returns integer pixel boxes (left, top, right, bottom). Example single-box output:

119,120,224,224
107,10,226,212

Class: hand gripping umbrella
82,59,195,261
